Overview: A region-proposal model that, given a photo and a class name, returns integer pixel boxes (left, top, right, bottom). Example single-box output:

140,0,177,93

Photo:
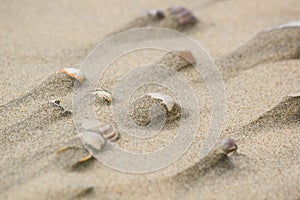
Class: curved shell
58,68,84,83
93,89,113,104
130,93,181,126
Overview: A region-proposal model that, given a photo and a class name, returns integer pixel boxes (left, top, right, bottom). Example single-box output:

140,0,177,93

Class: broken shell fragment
58,68,84,83
130,93,181,126
167,6,198,26
93,88,113,104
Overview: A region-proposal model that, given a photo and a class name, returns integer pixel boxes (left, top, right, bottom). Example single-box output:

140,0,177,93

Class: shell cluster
130,93,181,126
167,6,198,26
58,68,84,83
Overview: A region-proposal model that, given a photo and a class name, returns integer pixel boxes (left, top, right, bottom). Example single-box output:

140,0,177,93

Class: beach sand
0,0,299,199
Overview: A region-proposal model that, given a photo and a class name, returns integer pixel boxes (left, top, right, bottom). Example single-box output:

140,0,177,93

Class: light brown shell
58,68,84,83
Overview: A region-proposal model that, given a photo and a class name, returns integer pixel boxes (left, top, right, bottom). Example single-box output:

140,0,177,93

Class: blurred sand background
0,0,299,199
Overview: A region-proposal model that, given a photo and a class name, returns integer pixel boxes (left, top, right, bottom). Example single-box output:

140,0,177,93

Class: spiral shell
58,68,84,83
130,93,181,126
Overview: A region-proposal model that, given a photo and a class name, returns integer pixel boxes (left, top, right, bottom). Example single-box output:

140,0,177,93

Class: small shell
222,138,238,154
130,93,181,126
99,122,119,142
93,89,113,104
177,50,196,65
58,68,84,83
157,50,196,71
167,6,198,26
146,9,165,20
78,119,119,148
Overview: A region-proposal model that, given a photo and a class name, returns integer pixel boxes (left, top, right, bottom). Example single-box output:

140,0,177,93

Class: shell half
58,68,85,83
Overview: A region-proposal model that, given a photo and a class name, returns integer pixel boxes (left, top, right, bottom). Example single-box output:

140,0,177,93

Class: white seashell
147,93,175,111
93,89,113,104
266,21,300,31
58,68,84,83
130,93,181,126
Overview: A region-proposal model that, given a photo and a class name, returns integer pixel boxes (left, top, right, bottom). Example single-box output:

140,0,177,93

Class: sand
0,0,299,199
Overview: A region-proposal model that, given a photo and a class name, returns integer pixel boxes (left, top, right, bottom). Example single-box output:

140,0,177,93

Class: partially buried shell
93,88,113,104
99,121,119,142
58,68,84,83
157,50,196,71
78,119,119,150
130,93,181,126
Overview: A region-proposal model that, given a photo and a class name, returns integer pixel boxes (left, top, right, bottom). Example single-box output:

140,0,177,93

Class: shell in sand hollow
93,88,113,104
130,93,181,126
58,68,84,83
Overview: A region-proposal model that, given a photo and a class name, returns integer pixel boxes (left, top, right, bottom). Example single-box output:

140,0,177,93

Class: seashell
167,6,198,26
99,121,119,142
130,93,181,126
177,50,196,65
92,88,113,104
157,50,196,71
58,68,84,83
146,9,165,20
222,138,238,154
78,119,119,148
